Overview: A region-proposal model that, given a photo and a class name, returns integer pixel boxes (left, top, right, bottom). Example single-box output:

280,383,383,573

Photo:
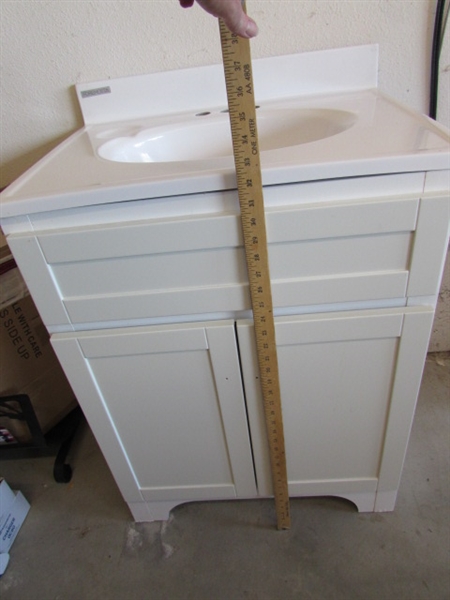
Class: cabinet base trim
127,489,382,523
139,483,237,503
287,477,378,497
128,501,181,522
374,490,398,512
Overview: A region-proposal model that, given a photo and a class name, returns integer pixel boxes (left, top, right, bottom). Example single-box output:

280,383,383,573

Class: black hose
429,0,446,119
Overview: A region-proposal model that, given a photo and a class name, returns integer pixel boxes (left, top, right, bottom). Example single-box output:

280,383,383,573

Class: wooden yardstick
219,8,291,530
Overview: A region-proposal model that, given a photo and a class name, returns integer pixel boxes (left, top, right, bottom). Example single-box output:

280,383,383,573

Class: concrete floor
1,353,449,600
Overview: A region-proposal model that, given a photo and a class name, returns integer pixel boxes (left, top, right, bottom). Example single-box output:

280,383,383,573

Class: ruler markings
219,9,291,530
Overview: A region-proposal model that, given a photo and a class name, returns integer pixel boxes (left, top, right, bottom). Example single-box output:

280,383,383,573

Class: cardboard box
0,241,77,443
0,479,30,553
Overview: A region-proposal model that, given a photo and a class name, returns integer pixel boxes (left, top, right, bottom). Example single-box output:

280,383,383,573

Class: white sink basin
97,108,357,163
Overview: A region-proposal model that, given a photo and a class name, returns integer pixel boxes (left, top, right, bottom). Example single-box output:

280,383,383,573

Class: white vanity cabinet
4,172,449,521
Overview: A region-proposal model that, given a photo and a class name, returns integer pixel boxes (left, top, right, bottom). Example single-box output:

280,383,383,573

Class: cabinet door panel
91,352,233,490
237,307,433,500
51,321,256,505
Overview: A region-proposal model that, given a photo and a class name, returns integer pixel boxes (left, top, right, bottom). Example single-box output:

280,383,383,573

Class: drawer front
7,194,446,328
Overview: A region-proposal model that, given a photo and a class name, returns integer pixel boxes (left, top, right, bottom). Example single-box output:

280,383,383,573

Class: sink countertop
1,45,449,219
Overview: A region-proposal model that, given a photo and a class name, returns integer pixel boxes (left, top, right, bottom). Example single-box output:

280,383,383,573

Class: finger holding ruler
219,4,291,530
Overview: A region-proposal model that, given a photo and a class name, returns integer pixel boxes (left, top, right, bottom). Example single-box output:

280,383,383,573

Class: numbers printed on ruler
219,13,291,530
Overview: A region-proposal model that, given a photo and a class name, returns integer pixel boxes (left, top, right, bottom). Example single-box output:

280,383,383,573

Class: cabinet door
237,307,434,509
51,321,257,506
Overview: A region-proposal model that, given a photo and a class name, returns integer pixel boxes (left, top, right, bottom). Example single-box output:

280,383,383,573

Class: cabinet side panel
407,195,450,297
50,335,142,504
376,308,435,506
7,235,70,328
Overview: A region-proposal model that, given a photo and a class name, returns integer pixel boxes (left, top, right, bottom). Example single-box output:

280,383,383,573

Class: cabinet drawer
8,194,447,328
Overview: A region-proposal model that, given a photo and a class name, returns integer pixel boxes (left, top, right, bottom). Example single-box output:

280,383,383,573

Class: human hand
179,0,258,38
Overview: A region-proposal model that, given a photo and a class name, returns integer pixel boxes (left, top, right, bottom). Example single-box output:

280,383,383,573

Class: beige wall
1,0,449,348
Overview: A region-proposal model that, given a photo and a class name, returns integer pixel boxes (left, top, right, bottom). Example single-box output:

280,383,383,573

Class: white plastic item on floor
0,479,30,572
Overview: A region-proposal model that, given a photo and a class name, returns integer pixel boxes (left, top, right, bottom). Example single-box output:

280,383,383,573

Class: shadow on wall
1,86,84,190
1,133,74,190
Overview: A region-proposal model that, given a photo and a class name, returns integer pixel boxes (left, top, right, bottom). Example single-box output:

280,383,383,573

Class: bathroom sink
97,108,357,163
3,46,450,220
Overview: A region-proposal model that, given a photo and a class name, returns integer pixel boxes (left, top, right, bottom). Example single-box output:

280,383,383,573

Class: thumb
197,0,259,38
